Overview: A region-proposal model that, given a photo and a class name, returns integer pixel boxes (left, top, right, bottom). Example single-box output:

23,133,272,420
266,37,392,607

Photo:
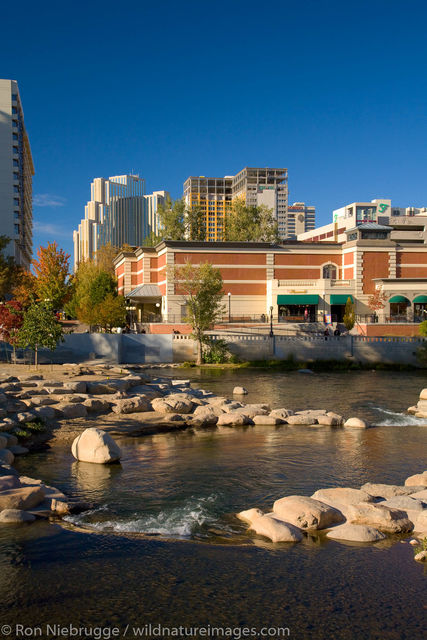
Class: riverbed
1,369,426,639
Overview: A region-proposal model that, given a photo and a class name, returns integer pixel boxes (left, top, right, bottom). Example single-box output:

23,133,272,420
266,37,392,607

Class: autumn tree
175,262,225,364
0,236,21,300
94,243,119,275
18,301,63,367
0,300,23,361
13,270,38,309
367,289,388,316
224,201,280,242
32,242,71,309
94,293,126,332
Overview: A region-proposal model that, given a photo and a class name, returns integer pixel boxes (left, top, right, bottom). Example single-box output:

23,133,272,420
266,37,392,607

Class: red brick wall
362,252,390,294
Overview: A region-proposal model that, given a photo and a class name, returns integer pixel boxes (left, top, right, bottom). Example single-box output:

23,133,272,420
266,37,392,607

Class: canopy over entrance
389,295,410,304
413,295,427,303
330,294,353,305
126,284,162,299
277,294,319,305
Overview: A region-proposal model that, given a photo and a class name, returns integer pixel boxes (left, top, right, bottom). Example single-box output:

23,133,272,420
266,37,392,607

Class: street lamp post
269,305,274,337
228,292,231,323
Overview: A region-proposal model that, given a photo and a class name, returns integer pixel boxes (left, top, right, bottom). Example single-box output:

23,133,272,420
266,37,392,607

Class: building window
323,264,337,279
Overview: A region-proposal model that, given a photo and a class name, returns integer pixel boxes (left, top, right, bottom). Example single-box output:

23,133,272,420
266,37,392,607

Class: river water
1,370,426,639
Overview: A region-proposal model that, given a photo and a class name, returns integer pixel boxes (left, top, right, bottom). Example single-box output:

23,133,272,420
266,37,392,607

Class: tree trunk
196,338,202,365
35,344,38,369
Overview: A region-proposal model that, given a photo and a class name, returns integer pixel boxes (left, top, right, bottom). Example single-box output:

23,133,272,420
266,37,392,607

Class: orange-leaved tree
32,242,71,309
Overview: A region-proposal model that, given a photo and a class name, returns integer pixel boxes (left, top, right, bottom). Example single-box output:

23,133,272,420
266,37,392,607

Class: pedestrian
304,307,309,322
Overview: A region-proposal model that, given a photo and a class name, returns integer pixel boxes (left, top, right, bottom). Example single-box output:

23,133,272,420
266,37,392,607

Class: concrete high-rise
0,79,34,270
73,174,169,268
184,167,314,241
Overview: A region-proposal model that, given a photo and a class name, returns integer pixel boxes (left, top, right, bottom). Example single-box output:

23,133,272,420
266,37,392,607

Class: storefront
388,295,410,321
277,295,319,322
330,294,353,322
413,295,427,322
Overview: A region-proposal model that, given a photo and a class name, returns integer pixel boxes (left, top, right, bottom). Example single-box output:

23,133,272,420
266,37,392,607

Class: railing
356,314,424,324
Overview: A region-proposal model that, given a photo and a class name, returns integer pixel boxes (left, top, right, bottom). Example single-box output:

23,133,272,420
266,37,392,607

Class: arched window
322,264,337,279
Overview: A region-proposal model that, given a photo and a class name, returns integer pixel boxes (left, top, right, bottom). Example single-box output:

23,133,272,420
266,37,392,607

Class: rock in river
71,428,121,464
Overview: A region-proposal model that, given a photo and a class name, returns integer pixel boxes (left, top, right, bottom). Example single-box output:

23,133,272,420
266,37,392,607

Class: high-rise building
287,202,316,239
184,167,313,241
0,79,34,270
73,174,169,268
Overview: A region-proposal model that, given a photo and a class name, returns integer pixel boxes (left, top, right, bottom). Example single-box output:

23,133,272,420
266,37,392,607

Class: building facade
73,174,169,268
0,79,34,270
298,198,427,244
184,167,315,241
287,202,316,239
114,219,427,327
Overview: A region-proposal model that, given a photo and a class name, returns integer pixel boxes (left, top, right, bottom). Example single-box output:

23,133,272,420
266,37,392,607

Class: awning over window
330,294,353,305
389,295,410,304
413,295,427,304
127,284,162,299
277,295,319,305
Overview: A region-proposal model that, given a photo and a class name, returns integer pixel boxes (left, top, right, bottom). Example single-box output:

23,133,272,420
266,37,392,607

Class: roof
346,223,393,233
126,284,162,298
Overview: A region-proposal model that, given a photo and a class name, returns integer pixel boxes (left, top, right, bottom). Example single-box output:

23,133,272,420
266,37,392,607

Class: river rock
380,496,426,512
0,486,45,510
286,415,318,425
193,405,225,419
217,412,252,426
16,411,36,424
249,515,303,543
409,489,427,501
31,396,56,406
32,406,56,420
86,382,118,395
412,510,427,533
252,415,283,425
311,487,375,508
414,550,427,562
236,508,264,524
344,417,369,429
405,471,427,487
0,475,21,491
0,509,36,524
0,433,17,447
9,445,29,455
233,387,248,395
273,495,344,530
0,449,14,465
270,408,294,419
151,397,194,414
171,379,190,387
345,502,413,533
361,482,425,499
326,523,385,542
64,381,87,393
220,401,245,413
61,403,88,419
418,388,427,400
83,398,112,413
0,435,7,450
71,428,121,464
233,405,270,419
319,413,344,426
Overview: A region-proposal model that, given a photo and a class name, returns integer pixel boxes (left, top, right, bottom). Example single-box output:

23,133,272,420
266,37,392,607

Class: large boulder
64,381,87,393
405,471,427,487
0,449,14,465
236,508,264,524
252,415,283,426
217,412,252,426
270,408,294,419
361,482,425,499
344,417,369,429
71,428,121,464
0,509,36,524
233,405,270,419
412,510,427,533
345,502,413,533
61,403,88,419
0,475,21,491
220,401,245,413
311,487,375,508
249,515,303,543
409,489,427,501
0,486,45,510
233,387,248,395
286,415,318,425
0,435,7,449
317,414,344,427
32,406,56,420
112,396,152,414
193,405,225,419
272,495,344,530
84,398,112,413
326,523,385,542
151,397,194,414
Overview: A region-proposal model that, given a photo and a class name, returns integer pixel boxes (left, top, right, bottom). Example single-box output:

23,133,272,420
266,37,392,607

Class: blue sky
1,0,427,259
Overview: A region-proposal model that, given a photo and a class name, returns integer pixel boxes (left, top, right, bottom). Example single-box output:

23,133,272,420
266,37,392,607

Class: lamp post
155,301,161,322
269,305,274,337
228,292,231,323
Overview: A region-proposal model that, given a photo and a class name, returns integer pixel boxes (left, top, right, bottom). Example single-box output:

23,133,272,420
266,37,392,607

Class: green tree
419,321,427,337
185,205,207,241
224,200,280,242
18,301,63,367
157,198,186,240
0,236,21,300
143,231,163,247
343,296,356,331
175,262,225,364
94,293,126,332
94,243,119,275
32,242,71,309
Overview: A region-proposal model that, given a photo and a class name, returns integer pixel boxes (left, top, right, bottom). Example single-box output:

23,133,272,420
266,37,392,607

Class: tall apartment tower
287,202,316,239
184,167,305,241
73,174,168,268
0,79,34,270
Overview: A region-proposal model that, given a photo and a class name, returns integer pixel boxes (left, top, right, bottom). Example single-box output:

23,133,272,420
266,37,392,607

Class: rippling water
1,370,427,639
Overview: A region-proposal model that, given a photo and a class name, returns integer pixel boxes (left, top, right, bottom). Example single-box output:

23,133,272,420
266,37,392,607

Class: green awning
389,295,410,304
413,295,427,303
277,295,319,305
330,294,353,305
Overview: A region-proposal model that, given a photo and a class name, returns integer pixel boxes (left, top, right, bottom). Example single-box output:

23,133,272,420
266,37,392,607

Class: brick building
114,222,427,329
